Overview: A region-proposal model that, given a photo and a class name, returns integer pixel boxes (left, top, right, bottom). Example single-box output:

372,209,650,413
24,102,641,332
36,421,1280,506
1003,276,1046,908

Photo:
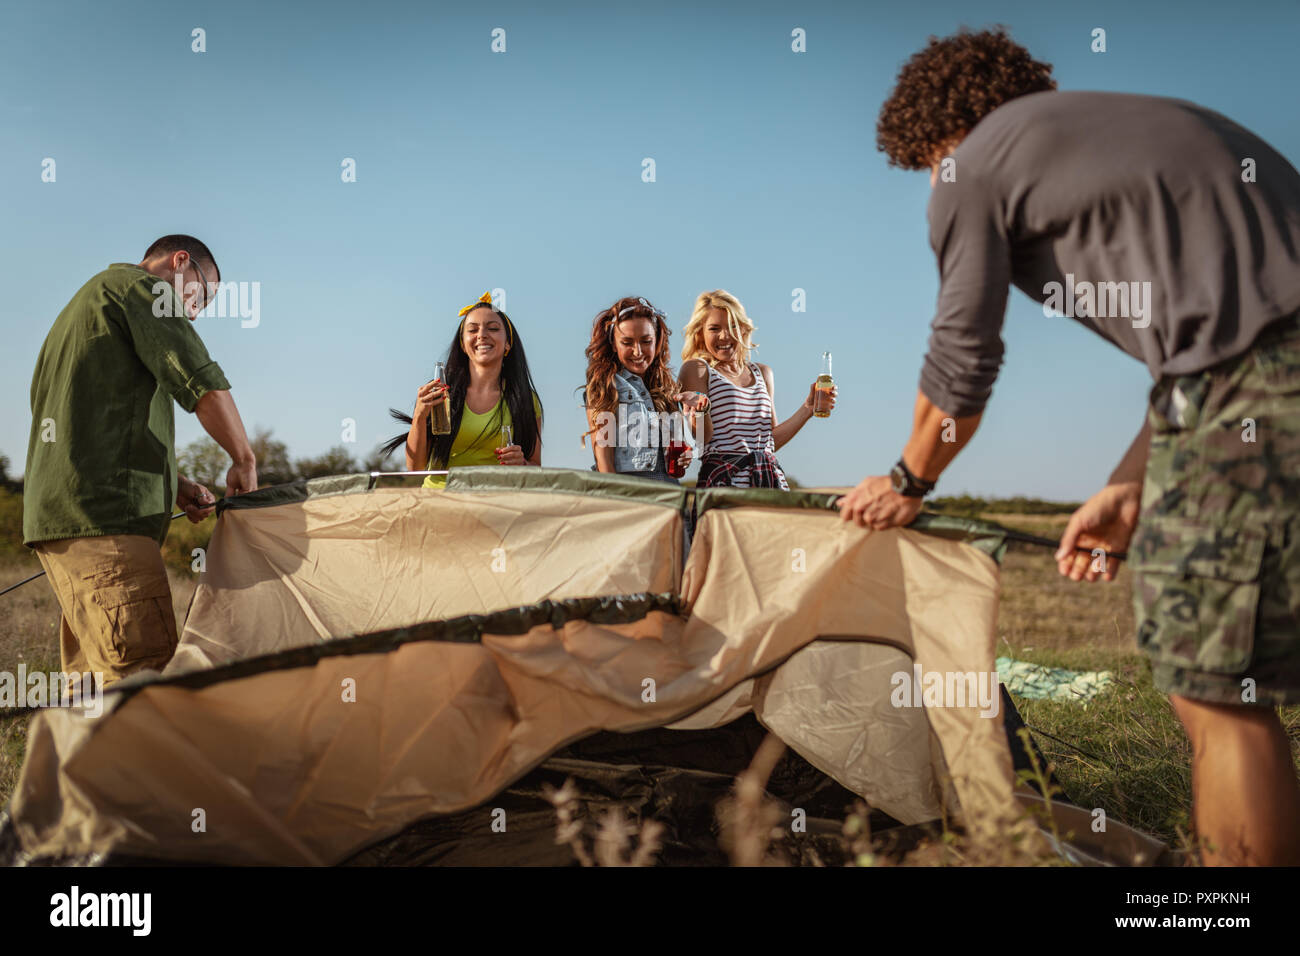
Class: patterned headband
608,298,665,338
615,297,666,320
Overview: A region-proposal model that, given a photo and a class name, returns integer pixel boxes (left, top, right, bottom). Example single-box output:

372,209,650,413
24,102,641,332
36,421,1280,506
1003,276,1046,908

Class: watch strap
893,458,936,497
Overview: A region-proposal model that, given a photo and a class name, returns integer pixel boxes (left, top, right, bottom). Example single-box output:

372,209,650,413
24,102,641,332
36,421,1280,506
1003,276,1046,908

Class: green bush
928,494,1080,517
162,515,217,572
0,489,25,560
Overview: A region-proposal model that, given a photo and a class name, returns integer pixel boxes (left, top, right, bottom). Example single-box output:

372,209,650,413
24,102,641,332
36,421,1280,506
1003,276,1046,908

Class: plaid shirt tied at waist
697,450,790,490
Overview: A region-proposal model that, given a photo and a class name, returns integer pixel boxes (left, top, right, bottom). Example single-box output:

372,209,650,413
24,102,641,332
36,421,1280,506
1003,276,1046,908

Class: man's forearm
195,389,255,465
1107,417,1151,486
900,389,983,482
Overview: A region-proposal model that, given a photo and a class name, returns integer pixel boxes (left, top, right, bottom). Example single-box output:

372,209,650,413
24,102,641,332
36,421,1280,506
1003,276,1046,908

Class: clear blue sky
3,0,1297,498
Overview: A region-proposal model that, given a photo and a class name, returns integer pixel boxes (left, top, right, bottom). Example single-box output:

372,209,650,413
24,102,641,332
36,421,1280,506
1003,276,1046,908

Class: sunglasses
188,255,215,314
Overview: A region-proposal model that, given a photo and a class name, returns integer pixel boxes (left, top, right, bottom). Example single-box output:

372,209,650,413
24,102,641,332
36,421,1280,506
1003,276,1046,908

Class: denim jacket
613,368,660,472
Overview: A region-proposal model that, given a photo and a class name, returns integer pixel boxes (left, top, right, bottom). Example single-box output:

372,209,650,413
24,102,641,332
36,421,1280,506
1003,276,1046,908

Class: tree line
927,494,1081,516
177,430,397,494
0,438,395,498
0,456,23,494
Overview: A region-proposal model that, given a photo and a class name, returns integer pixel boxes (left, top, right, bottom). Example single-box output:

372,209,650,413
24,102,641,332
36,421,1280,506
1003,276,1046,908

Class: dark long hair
383,305,543,468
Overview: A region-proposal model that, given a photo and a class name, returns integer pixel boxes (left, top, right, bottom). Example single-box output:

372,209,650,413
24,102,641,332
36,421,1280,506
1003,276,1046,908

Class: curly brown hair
876,27,1056,170
583,296,677,416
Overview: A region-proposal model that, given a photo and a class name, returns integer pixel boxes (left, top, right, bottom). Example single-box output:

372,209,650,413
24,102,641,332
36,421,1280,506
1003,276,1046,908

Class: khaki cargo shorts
1129,314,1300,706
34,534,179,687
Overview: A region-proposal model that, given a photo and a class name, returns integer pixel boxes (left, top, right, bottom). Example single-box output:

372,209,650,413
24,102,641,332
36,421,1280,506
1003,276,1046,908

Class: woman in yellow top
384,293,543,487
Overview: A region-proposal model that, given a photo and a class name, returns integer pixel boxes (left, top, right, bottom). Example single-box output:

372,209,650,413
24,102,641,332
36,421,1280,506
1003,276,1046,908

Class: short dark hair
143,234,220,281
877,27,1056,170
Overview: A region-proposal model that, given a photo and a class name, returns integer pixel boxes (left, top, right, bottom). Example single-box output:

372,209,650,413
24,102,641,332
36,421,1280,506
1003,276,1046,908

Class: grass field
1,509,1297,860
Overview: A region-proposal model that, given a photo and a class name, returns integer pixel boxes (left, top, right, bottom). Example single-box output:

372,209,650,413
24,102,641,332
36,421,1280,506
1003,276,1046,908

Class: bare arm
1106,417,1151,486
405,417,430,472
762,365,813,451
900,388,983,481
677,361,712,447
587,406,616,473
1054,415,1150,582
405,380,445,471
194,389,258,495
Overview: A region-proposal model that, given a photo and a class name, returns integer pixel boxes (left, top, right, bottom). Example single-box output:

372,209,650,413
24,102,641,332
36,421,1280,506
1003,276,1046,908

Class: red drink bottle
666,440,688,478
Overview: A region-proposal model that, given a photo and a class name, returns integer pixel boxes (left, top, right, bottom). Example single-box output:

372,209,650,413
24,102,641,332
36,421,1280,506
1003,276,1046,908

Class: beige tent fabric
11,489,1016,864
169,488,682,674
668,641,953,823
750,641,953,823
678,505,1012,837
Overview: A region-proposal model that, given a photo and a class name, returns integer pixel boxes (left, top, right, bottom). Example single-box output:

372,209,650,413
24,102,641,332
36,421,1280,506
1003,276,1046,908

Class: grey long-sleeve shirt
921,90,1300,417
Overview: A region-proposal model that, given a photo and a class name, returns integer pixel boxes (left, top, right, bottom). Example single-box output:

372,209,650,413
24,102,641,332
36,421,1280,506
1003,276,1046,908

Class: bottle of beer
813,352,834,418
430,361,452,435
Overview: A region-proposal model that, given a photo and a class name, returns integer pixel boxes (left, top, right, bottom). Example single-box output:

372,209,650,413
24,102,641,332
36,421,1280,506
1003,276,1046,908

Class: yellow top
423,393,541,488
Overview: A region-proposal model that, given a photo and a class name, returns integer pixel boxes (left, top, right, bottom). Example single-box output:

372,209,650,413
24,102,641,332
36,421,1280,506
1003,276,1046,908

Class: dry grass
997,541,1137,655
716,729,1066,868
716,733,791,866
543,777,665,866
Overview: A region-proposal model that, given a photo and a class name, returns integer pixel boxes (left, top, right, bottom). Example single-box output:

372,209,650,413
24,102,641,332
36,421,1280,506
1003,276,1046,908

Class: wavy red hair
583,296,677,420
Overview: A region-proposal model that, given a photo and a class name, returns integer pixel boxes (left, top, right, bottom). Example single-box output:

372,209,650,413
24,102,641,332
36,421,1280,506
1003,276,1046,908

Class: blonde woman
677,290,836,489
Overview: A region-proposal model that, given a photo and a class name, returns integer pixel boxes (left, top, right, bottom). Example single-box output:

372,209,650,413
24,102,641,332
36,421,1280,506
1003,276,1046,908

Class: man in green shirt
24,235,258,685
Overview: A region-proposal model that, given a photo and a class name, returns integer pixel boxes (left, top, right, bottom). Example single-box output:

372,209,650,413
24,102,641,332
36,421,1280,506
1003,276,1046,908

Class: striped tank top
706,362,775,458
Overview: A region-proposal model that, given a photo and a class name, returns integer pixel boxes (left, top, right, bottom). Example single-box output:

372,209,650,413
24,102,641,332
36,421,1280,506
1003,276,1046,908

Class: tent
0,468,1167,866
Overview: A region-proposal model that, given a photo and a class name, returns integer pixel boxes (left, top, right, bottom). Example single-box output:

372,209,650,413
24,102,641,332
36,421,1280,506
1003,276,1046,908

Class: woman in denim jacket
582,296,707,484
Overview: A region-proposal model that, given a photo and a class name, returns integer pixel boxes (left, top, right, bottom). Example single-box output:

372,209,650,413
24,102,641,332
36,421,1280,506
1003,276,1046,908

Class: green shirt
423,393,542,489
24,263,231,546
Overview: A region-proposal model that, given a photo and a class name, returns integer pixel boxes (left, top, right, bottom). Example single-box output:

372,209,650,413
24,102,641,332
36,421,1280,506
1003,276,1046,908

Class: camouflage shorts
1131,313,1300,706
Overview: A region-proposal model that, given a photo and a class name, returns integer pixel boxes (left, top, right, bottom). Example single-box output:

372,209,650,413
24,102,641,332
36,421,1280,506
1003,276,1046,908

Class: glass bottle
813,352,834,418
430,361,452,435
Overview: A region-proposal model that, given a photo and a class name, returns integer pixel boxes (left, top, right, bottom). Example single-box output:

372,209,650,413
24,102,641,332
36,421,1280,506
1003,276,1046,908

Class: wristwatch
890,458,936,498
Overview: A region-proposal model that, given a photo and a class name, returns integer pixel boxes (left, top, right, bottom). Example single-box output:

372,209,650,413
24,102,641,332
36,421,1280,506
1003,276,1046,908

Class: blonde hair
680,290,758,366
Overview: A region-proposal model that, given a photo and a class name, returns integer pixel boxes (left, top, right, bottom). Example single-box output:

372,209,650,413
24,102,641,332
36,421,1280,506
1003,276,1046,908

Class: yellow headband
458,291,513,354
458,291,494,317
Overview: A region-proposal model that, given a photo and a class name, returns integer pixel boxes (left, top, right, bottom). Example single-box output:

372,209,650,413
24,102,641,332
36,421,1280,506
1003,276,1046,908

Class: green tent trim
214,467,1012,562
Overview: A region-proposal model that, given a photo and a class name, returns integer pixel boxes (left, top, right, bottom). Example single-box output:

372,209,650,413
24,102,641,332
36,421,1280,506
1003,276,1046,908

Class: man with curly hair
839,27,1300,866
